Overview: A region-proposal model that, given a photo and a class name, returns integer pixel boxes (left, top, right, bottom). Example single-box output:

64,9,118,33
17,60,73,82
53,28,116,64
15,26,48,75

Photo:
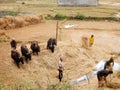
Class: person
89,35,94,47
10,38,17,49
58,57,64,82
58,57,64,70
104,57,114,70
97,69,113,88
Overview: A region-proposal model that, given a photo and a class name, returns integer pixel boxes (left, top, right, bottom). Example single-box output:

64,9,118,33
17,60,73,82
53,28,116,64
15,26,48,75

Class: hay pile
0,32,10,42
107,82,120,89
0,14,45,30
116,71,120,79
81,36,89,48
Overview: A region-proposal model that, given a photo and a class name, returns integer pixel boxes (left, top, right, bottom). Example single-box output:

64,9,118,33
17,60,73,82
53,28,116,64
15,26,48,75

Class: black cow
30,41,40,55
21,44,31,62
11,49,24,68
47,38,56,53
10,39,17,49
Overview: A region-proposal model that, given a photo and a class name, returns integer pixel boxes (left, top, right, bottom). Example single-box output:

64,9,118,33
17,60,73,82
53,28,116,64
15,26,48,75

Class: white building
58,0,99,6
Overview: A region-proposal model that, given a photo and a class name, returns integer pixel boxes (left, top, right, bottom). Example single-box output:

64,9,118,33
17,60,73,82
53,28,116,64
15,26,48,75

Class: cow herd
10,38,56,68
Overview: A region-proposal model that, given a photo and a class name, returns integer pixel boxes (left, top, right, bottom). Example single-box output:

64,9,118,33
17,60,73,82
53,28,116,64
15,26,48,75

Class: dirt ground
0,20,120,89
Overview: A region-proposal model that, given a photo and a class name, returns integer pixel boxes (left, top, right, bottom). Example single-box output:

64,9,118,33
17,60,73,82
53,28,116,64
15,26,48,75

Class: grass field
0,0,120,17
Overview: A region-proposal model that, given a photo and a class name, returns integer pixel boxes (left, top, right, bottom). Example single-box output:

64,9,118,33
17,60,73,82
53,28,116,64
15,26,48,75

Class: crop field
0,0,120,17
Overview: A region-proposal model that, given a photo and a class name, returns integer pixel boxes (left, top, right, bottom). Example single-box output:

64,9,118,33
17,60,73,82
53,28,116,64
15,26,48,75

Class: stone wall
58,0,99,6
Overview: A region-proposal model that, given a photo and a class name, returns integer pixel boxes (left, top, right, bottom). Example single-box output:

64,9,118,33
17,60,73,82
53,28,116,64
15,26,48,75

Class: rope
85,74,90,84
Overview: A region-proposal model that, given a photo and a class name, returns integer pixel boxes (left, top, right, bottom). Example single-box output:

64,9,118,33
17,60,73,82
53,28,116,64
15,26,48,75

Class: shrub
45,14,54,20
75,13,85,20
0,11,18,17
87,17,101,21
54,13,67,20
105,17,117,21
86,16,117,21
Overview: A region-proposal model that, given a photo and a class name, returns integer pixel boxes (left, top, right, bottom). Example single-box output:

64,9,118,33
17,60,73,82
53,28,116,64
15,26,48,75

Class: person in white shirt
58,57,64,70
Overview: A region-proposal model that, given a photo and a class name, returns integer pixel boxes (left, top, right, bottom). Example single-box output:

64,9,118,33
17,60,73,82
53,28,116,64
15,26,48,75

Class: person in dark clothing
58,68,63,82
97,69,113,87
104,57,114,70
10,38,17,49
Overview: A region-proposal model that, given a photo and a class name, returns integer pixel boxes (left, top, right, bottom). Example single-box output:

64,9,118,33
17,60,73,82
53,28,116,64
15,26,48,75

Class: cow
30,41,40,55
11,49,24,68
21,44,31,63
47,38,56,53
10,38,17,49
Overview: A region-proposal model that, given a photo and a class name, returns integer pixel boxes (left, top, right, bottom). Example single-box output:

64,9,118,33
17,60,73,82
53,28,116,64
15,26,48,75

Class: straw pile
0,32,10,42
107,82,120,89
116,71,120,78
81,36,89,48
0,14,45,30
